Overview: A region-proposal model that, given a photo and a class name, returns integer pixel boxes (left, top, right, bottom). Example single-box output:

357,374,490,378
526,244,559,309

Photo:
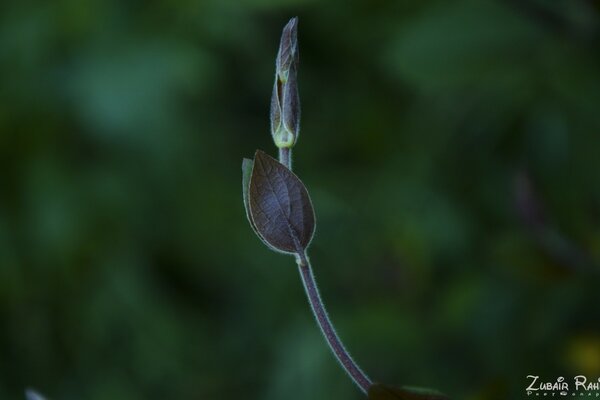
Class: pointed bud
276,17,299,83
271,17,300,149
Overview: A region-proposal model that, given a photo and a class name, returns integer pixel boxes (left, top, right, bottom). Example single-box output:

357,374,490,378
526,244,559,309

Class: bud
271,17,300,149
276,17,298,83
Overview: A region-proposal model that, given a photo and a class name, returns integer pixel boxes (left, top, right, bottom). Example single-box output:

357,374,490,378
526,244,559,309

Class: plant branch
273,17,371,396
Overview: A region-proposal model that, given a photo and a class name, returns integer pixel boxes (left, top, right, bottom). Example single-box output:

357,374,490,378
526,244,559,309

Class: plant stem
278,143,370,394
279,147,292,169
296,250,372,394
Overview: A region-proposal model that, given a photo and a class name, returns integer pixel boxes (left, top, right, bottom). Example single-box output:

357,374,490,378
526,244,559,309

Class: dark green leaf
247,150,315,254
368,383,449,400
242,158,280,252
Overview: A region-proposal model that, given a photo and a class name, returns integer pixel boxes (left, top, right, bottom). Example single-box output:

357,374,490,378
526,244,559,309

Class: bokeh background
1,0,600,399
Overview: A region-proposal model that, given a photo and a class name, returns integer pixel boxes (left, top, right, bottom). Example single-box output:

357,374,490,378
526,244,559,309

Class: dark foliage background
1,0,600,399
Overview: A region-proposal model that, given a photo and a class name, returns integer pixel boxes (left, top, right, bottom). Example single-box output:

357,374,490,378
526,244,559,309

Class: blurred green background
1,0,600,399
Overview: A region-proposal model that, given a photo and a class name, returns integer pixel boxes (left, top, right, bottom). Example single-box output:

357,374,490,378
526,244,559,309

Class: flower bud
271,17,300,149
276,17,298,83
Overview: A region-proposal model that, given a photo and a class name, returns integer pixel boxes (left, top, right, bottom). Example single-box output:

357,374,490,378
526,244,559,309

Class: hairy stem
296,251,372,394
279,147,292,169
279,141,370,394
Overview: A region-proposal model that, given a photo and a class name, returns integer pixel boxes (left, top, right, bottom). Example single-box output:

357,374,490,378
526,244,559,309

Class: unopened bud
271,17,300,149
276,17,298,83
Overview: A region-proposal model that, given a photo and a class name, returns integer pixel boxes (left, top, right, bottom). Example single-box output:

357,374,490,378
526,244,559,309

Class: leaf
242,158,256,229
242,158,279,252
368,383,449,400
247,150,315,254
24,389,47,400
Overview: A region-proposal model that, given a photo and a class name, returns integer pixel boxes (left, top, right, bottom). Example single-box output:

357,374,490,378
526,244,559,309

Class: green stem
279,147,292,169
296,251,372,394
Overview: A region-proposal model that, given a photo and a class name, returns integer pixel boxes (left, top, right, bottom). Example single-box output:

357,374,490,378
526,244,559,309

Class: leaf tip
24,389,46,400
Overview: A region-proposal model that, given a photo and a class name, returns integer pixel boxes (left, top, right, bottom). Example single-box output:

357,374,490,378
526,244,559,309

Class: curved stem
278,144,370,393
296,251,372,394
